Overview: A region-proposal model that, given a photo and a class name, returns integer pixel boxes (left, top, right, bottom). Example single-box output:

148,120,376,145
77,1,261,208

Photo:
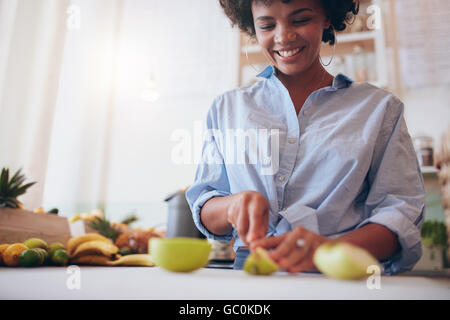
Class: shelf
336,31,377,43
421,166,438,174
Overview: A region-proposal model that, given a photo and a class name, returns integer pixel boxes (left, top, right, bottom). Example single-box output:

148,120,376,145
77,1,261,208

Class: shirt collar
257,65,353,91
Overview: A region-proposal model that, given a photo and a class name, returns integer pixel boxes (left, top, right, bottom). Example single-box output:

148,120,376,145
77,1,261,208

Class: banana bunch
67,233,154,267
68,233,118,266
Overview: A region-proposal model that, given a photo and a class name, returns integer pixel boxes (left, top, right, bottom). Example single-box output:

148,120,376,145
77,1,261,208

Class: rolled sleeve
360,100,425,275
186,189,232,241
185,98,233,242
357,195,425,275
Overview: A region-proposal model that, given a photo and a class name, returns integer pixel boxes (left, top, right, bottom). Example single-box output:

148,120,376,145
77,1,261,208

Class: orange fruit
3,243,29,267
0,244,11,265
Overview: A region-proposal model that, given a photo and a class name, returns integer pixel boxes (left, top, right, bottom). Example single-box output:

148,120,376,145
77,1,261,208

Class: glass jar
413,135,434,167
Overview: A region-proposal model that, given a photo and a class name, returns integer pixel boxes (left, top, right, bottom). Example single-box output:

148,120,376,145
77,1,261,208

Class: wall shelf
337,30,377,43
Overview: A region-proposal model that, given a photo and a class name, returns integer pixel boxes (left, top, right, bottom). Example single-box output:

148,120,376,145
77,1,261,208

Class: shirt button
278,175,285,182
288,139,296,144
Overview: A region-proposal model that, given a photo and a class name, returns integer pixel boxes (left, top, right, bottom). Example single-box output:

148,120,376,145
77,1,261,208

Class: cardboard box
0,207,71,244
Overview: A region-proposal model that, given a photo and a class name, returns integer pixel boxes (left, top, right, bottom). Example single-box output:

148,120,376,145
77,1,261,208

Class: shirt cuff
188,190,233,242
278,202,319,234
356,209,424,275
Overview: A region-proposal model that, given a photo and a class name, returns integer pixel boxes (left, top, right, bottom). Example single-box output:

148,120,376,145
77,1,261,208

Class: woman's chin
275,64,307,77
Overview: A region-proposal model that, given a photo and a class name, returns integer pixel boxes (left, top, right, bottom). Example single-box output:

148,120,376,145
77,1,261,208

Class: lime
48,243,65,258
23,238,48,251
19,249,42,267
34,248,48,265
51,249,69,266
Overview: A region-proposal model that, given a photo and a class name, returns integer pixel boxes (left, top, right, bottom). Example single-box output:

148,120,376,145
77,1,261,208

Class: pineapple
120,213,138,226
89,216,120,241
0,168,36,209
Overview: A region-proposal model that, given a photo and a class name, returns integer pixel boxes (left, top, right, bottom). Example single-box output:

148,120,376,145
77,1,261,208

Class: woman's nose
274,26,296,44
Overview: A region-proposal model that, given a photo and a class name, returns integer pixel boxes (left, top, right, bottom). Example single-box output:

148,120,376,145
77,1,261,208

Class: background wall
1,0,448,229
40,0,239,227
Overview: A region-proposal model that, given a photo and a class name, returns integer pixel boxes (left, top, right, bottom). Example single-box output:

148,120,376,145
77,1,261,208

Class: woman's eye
293,19,310,25
260,25,275,30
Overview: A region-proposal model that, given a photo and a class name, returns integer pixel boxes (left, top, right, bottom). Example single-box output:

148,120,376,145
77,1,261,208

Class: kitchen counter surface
1,266,449,300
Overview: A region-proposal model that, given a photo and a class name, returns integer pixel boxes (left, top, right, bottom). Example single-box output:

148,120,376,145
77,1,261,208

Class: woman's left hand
249,226,333,273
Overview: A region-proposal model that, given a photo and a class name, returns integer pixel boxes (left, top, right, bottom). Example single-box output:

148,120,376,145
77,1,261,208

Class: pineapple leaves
89,216,120,241
0,168,9,194
8,168,24,187
15,182,37,197
0,167,37,208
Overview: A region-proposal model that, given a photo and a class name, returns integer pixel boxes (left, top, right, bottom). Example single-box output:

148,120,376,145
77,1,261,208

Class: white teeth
278,48,301,57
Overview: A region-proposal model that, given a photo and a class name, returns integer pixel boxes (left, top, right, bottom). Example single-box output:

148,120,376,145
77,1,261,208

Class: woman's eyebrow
255,8,312,21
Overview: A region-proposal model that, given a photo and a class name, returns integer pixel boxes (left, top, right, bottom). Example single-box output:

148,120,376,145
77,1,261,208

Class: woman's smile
274,46,306,63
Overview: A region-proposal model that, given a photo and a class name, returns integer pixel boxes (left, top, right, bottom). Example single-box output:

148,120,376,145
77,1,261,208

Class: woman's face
252,0,330,77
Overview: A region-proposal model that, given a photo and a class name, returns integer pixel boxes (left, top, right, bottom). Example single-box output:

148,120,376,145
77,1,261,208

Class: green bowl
149,237,211,272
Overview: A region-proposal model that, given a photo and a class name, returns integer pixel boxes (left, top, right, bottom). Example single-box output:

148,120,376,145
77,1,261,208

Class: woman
186,0,425,275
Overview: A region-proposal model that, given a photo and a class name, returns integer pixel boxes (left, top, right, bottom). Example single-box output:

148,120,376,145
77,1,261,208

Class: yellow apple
244,247,279,276
149,237,211,272
313,242,381,280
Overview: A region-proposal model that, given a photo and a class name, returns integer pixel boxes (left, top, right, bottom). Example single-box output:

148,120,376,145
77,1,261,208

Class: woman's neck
275,60,334,95
275,60,334,114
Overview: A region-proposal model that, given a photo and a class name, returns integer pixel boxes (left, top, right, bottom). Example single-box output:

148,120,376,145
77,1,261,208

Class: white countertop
1,266,449,300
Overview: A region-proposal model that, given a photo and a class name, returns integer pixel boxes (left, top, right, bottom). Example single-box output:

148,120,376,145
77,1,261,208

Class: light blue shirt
186,65,425,275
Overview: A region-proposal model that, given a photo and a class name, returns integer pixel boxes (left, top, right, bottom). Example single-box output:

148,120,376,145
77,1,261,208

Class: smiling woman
186,0,425,275
220,0,359,114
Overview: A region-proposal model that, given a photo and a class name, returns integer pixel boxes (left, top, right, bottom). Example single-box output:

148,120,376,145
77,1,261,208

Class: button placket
271,75,302,211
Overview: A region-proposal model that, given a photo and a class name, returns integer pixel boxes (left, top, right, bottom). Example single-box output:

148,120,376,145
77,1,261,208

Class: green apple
244,247,279,276
23,238,48,251
149,237,211,272
48,242,66,259
313,242,380,280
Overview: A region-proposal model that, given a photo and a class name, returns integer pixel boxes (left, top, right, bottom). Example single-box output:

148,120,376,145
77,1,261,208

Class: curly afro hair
219,0,359,45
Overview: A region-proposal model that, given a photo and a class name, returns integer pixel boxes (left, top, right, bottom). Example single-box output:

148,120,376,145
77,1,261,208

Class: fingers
247,201,269,243
270,226,306,262
236,207,249,245
286,253,316,274
278,245,308,270
250,234,287,251
279,232,315,271
228,191,269,245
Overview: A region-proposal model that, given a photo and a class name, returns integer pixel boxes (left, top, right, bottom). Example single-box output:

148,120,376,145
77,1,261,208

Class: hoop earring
245,36,270,73
320,29,336,67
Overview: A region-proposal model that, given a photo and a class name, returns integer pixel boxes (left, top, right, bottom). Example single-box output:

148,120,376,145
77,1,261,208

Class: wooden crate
0,208,71,245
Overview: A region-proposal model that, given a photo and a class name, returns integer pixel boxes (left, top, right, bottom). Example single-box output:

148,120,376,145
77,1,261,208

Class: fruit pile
0,238,69,267
0,234,154,267
68,233,153,266
69,210,164,255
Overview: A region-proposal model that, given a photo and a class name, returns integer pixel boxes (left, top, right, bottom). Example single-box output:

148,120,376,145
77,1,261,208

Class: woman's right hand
227,191,270,245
